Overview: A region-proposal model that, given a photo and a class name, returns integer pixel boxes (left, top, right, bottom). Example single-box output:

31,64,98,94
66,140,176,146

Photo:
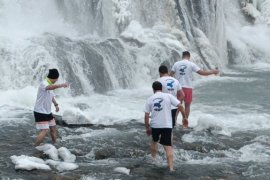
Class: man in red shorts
170,51,219,128
33,69,68,146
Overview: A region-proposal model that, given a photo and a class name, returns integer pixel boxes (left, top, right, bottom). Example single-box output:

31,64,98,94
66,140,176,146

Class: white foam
179,141,270,165
45,159,78,172
10,155,51,171
186,102,270,133
58,147,76,163
56,162,79,172
225,143,270,163
112,0,131,26
182,134,214,144
35,144,59,161
59,88,151,126
13,144,80,172
114,167,130,175
81,176,98,180
193,75,257,88
62,128,120,141
0,0,77,40
193,114,231,136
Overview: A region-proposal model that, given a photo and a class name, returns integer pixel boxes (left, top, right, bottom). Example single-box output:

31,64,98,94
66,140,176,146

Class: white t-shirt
157,76,182,109
171,59,200,88
34,80,55,114
144,92,180,128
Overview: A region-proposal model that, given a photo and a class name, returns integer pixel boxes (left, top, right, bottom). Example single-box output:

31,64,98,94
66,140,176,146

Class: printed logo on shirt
179,65,187,75
153,98,163,111
166,79,175,91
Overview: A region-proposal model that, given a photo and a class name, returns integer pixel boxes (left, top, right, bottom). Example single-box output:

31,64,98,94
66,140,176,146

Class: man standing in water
170,51,219,128
157,65,185,128
34,69,68,146
144,81,187,172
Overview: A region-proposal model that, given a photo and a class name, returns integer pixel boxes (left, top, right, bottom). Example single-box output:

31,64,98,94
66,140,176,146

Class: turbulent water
1,66,270,179
0,0,270,179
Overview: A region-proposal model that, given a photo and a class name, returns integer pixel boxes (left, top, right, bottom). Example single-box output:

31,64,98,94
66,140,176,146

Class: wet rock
95,149,115,160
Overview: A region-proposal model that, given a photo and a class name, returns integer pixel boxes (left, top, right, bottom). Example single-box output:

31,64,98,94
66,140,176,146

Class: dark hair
182,51,190,58
152,81,162,91
47,69,59,79
159,65,168,74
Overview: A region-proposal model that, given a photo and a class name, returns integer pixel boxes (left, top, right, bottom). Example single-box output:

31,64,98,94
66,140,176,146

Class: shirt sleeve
39,82,47,91
169,94,180,107
144,98,151,113
192,62,200,72
40,81,56,97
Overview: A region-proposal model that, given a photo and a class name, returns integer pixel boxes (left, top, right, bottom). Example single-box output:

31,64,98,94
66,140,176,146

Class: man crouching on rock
144,81,187,172
33,69,68,146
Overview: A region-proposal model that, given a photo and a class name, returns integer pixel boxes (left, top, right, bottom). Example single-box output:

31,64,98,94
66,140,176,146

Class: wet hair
152,81,162,91
47,69,59,79
159,65,168,74
182,51,190,58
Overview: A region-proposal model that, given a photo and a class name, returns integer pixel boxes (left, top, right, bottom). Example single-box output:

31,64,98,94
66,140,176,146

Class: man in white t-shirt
33,69,68,146
157,65,185,128
144,81,187,172
170,51,219,128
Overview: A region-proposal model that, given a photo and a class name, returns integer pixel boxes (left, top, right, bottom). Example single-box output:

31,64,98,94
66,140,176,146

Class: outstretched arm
46,83,69,90
144,112,151,136
52,97,59,112
197,69,219,76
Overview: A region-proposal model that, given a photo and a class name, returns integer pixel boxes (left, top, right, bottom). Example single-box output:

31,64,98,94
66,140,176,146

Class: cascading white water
225,0,270,65
0,0,226,92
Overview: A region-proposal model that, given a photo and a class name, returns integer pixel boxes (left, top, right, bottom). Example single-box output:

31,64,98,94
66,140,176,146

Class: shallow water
1,66,270,180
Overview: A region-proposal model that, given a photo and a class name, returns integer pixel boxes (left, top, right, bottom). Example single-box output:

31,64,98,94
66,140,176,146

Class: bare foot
182,119,188,129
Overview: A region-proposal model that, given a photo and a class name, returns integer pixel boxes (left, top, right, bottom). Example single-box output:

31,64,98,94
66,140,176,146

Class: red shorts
183,87,193,104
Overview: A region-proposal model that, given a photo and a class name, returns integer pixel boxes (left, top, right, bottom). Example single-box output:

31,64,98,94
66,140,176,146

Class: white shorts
36,119,56,130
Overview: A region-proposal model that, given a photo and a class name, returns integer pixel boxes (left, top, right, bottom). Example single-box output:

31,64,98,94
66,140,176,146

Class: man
144,81,187,172
33,69,68,146
170,51,219,128
157,65,185,128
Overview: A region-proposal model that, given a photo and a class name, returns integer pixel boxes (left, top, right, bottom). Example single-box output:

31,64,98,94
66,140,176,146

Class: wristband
54,104,58,106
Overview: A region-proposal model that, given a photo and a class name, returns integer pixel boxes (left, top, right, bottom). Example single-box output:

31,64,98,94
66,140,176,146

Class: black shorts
34,111,54,122
171,109,177,128
151,128,172,146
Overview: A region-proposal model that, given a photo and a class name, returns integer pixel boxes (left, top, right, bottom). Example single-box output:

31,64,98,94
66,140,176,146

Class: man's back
144,92,180,128
34,80,55,114
157,76,181,97
171,59,200,88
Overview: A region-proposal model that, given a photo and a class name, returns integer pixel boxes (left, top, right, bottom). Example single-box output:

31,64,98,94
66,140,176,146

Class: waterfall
0,0,269,95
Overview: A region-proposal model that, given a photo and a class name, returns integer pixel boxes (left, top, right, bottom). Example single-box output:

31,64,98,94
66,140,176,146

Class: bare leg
163,145,174,171
184,102,191,118
150,141,158,159
35,129,48,146
182,102,191,128
49,126,57,144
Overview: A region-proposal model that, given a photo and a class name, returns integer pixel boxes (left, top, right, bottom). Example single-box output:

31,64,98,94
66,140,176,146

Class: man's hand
146,128,151,136
211,69,219,75
55,105,60,112
60,83,69,88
